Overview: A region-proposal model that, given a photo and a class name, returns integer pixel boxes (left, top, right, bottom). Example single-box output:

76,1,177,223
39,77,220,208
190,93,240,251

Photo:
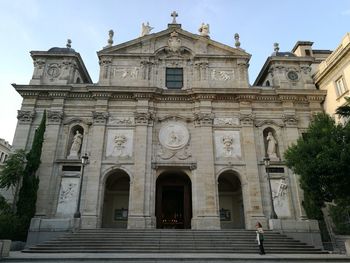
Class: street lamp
263,157,278,219
74,153,89,218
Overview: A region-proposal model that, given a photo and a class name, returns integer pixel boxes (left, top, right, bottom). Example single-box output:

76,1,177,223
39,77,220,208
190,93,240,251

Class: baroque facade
12,16,328,244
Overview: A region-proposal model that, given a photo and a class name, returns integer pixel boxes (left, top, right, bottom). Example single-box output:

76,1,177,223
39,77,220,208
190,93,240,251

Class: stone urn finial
234,33,241,48
66,39,72,48
274,42,280,52
108,30,114,47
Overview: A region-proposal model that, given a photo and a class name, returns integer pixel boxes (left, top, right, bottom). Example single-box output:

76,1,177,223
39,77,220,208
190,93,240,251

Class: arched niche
67,125,84,159
217,170,245,229
263,127,280,161
101,169,130,228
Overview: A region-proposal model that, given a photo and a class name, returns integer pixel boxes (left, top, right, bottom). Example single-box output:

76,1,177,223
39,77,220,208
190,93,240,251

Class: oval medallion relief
159,122,190,150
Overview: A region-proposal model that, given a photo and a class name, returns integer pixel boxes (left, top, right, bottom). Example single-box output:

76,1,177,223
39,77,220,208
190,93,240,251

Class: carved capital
99,57,112,66
17,110,36,124
47,110,64,124
282,114,298,127
92,111,109,125
194,112,214,126
239,113,255,126
135,112,154,125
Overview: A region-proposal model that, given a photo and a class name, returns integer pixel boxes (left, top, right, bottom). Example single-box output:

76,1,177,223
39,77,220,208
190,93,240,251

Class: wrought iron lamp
263,156,278,219
74,153,89,218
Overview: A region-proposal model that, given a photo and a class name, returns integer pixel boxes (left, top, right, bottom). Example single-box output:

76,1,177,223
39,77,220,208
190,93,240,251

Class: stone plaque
214,131,241,159
159,122,190,150
56,177,80,218
106,129,134,158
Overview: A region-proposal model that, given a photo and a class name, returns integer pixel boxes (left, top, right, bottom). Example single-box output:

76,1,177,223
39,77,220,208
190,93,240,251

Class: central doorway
156,171,192,229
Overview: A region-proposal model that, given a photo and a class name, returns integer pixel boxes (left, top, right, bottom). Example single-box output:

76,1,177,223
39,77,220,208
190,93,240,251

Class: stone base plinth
269,219,323,249
191,216,220,230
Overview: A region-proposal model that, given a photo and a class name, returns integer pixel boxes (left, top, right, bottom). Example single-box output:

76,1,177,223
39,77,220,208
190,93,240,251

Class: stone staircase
22,229,327,254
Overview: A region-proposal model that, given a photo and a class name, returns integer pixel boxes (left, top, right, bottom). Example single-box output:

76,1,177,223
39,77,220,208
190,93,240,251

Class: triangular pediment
98,26,251,59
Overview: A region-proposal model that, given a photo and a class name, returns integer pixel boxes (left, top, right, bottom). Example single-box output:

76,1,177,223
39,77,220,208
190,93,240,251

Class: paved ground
2,251,349,263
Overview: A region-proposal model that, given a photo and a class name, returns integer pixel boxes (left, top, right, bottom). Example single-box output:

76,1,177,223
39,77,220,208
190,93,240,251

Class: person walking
256,222,266,255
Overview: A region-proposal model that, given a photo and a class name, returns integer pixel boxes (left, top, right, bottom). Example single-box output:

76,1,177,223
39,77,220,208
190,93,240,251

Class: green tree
336,96,350,118
0,149,26,212
285,113,350,207
16,111,46,230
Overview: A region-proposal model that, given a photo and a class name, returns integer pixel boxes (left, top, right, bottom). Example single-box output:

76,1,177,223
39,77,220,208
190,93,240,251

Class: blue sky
0,0,349,144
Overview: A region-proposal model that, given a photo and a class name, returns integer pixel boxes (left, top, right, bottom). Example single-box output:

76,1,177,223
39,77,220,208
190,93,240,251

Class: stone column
239,106,266,229
128,103,153,229
35,102,65,217
191,107,220,230
81,108,108,229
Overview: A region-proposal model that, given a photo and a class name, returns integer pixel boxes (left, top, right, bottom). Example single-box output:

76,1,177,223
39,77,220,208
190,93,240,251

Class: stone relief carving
56,177,80,218
140,60,153,80
17,110,36,123
211,69,233,81
135,112,154,125
266,132,279,161
214,118,239,126
157,145,192,160
214,131,241,159
111,135,130,158
271,179,290,217
194,113,214,126
106,130,133,159
47,110,63,123
109,117,134,125
282,114,298,127
92,111,109,124
167,31,182,53
112,67,139,80
47,63,61,78
68,130,83,159
58,182,77,204
32,58,46,78
239,113,255,126
222,135,234,157
159,122,189,150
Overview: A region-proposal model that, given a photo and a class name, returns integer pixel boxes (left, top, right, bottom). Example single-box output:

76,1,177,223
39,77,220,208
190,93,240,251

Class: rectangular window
166,68,183,89
305,49,311,56
335,77,347,97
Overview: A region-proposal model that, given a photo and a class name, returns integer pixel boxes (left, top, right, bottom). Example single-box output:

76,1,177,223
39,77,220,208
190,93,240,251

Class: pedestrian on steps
255,222,266,255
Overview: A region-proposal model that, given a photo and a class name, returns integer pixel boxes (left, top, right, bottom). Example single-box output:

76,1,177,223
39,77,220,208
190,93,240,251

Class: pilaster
239,102,266,229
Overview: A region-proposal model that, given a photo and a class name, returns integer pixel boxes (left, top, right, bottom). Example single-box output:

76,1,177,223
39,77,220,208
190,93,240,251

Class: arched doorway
102,170,130,228
218,171,245,229
156,171,192,229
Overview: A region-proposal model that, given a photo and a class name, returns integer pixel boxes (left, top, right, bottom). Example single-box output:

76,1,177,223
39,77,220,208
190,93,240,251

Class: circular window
287,71,298,81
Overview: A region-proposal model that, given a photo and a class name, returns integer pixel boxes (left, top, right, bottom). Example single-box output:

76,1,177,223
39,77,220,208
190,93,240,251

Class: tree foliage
0,149,26,190
335,96,350,118
285,113,350,207
16,111,46,230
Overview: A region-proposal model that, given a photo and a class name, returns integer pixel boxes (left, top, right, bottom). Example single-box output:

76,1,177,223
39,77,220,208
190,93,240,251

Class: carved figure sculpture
198,23,210,37
68,130,83,158
222,135,234,157
266,131,278,160
141,22,154,37
112,135,128,157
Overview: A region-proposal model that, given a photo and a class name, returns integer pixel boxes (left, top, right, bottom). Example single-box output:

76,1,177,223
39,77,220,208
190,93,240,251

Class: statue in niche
266,131,279,160
112,135,129,157
68,130,83,159
141,22,154,37
198,23,210,37
222,135,234,157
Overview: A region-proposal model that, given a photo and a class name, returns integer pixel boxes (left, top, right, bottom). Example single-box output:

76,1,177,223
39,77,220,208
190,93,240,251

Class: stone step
23,229,327,254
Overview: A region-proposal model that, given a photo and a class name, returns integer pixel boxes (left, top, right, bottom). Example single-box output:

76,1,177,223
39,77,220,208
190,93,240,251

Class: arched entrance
156,171,192,229
218,171,245,229
102,170,130,228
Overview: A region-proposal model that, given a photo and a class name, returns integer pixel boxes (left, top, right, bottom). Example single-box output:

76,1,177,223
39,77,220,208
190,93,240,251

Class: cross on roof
171,11,178,24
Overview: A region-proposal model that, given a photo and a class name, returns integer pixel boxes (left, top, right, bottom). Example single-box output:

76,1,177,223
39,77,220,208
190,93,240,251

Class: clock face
287,71,298,81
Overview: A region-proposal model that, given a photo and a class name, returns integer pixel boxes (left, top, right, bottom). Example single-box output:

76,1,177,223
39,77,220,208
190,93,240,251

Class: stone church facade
12,17,325,244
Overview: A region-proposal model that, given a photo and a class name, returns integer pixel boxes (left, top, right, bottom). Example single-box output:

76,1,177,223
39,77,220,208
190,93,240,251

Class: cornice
13,85,326,104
